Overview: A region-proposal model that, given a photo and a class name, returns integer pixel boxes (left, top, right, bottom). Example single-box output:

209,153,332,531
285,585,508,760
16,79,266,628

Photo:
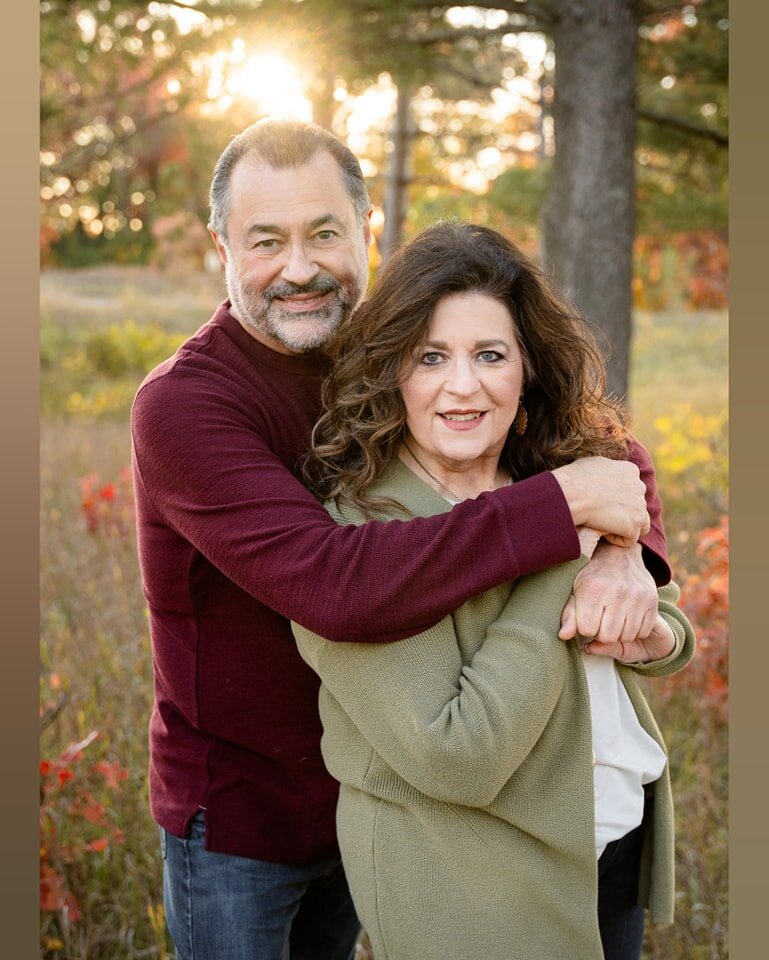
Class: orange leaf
83,837,109,853
77,799,107,825
40,864,66,912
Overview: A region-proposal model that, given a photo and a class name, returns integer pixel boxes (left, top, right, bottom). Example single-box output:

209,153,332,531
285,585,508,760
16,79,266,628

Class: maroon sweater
131,302,669,864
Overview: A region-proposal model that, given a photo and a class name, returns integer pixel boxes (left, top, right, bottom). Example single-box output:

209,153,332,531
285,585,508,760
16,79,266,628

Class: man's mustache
264,275,342,300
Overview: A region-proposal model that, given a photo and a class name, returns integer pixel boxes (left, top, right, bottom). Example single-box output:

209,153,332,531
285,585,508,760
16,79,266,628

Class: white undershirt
441,485,666,859
582,651,666,858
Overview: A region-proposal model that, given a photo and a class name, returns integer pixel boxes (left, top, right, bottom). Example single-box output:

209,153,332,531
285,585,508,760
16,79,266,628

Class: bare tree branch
433,60,501,94
404,20,548,46
40,692,69,732
638,1,688,24
51,105,193,177
354,0,551,15
346,0,553,31
637,107,728,146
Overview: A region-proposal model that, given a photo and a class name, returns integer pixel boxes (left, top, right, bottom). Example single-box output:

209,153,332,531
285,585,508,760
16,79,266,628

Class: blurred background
40,2,727,957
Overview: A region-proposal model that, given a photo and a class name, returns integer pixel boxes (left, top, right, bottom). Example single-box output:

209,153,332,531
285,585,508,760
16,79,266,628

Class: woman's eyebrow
421,339,509,349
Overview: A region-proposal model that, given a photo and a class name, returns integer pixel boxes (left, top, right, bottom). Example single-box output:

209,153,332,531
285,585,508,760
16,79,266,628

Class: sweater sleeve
131,371,580,643
293,558,588,808
626,582,697,678
628,437,671,586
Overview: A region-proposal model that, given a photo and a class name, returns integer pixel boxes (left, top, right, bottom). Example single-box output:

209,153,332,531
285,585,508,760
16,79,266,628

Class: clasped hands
559,532,676,664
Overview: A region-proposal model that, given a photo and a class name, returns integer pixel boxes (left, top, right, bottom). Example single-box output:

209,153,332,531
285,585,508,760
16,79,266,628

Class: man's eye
315,230,336,241
254,239,279,249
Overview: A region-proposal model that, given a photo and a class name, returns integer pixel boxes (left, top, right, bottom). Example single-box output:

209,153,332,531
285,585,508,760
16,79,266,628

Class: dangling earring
513,401,528,436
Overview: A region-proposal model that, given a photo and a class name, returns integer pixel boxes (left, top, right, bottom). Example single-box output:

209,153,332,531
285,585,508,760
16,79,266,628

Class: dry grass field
40,266,728,959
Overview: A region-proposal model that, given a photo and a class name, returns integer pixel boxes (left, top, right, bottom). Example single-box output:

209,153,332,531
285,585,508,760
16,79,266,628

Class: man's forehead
229,152,353,221
227,157,359,240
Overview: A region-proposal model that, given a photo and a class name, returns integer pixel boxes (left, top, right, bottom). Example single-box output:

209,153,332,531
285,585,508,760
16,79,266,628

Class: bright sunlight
204,42,313,121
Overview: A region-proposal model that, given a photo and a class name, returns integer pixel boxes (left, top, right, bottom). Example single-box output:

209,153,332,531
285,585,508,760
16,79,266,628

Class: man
131,119,667,960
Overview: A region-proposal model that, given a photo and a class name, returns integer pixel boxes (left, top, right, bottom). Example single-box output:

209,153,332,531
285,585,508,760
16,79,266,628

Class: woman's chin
431,445,495,471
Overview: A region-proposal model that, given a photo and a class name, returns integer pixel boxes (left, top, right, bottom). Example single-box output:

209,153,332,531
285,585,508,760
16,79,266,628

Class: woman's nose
444,358,480,396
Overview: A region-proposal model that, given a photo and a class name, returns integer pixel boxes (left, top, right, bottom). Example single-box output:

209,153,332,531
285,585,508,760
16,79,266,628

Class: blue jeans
160,811,361,960
597,818,647,960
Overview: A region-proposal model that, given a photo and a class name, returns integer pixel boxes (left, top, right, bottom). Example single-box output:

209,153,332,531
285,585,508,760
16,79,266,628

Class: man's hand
580,613,676,664
559,540,658,645
551,457,650,547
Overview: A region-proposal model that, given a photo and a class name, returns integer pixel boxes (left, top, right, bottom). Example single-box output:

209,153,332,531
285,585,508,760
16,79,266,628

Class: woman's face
400,292,525,472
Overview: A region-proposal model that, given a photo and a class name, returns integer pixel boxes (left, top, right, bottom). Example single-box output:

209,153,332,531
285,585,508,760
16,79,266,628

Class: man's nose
281,241,319,286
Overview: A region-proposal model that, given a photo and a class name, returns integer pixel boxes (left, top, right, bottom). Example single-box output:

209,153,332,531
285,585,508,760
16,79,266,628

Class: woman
292,222,695,960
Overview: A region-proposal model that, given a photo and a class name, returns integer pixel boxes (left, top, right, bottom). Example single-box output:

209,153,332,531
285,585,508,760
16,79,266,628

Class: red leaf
94,760,129,792
57,769,74,788
40,865,66,912
65,890,82,923
99,483,117,501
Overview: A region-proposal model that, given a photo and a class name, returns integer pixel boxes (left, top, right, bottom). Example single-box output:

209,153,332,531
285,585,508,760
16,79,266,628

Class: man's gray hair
209,119,371,244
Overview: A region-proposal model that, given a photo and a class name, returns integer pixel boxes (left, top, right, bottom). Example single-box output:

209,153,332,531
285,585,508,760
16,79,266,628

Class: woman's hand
576,525,601,559
581,612,676,664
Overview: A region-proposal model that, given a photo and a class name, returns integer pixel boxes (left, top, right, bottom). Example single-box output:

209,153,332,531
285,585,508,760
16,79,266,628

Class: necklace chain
402,440,511,502
403,440,463,501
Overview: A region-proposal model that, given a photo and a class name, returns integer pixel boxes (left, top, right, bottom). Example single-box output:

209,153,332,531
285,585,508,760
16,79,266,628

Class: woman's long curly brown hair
305,221,629,516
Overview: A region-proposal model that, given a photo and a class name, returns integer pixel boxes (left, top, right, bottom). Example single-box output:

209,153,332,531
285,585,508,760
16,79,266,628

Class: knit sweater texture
131,301,669,863
293,460,695,959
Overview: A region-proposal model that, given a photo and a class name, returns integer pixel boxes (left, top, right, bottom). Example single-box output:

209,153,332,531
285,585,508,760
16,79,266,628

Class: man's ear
362,209,373,249
208,226,228,266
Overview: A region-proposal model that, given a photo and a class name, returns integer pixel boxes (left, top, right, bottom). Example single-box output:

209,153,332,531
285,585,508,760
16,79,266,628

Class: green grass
39,265,728,959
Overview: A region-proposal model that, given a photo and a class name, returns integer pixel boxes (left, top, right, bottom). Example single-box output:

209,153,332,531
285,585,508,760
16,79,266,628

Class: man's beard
225,260,366,353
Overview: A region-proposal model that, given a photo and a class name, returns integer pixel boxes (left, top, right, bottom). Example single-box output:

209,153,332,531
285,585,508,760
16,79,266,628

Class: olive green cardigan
292,460,696,960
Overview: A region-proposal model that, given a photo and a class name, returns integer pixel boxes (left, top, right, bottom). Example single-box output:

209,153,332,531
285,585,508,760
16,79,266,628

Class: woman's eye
478,350,504,363
420,352,444,366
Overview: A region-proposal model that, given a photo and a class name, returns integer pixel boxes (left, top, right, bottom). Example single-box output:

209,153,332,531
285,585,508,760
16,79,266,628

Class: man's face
211,151,371,355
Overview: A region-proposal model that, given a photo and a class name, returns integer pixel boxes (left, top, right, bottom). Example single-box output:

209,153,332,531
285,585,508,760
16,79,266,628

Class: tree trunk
310,71,336,131
540,0,639,400
379,83,413,263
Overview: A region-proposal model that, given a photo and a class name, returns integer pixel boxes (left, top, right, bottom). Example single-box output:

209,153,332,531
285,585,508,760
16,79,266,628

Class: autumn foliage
633,230,728,311
40,731,128,950
39,266,728,958
675,515,729,723
78,468,134,536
